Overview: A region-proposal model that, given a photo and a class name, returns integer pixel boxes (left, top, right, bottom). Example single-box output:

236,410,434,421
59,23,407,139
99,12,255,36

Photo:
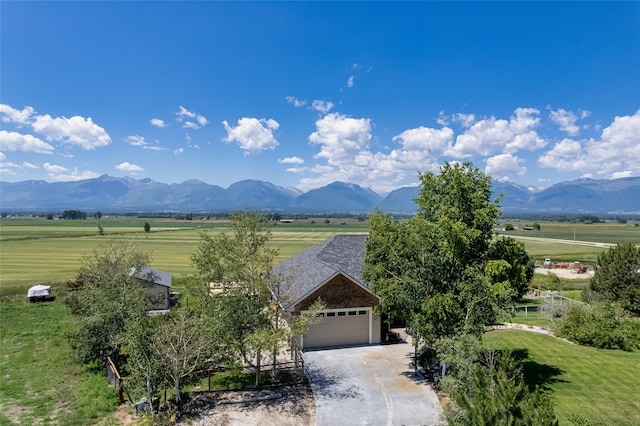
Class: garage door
302,308,370,349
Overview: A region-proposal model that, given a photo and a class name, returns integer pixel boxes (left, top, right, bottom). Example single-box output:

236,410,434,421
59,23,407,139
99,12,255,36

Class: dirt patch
185,383,315,426
535,267,594,280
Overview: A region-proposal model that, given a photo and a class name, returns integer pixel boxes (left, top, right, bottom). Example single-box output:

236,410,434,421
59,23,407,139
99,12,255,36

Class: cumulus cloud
309,113,371,165
31,114,111,149
150,118,167,128
115,162,143,172
176,106,207,129
0,104,35,125
0,130,55,154
43,162,68,173
549,108,582,136
222,117,279,153
347,76,354,88
174,147,184,155
285,96,306,107
312,100,334,114
278,156,305,165
449,108,545,157
452,113,476,128
538,138,588,172
485,153,526,177
539,110,640,178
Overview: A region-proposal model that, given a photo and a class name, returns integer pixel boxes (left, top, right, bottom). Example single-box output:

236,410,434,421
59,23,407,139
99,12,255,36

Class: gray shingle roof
271,234,369,311
137,266,172,288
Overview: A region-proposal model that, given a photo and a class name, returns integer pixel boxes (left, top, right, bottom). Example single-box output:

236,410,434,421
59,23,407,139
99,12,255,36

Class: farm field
484,330,640,426
0,217,368,296
2,217,636,296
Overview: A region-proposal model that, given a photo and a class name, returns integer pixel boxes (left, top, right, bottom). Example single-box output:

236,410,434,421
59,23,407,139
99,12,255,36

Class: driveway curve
304,343,443,426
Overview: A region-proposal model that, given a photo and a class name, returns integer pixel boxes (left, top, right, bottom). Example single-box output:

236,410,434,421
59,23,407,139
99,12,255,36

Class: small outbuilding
272,234,381,350
27,284,51,303
136,267,172,311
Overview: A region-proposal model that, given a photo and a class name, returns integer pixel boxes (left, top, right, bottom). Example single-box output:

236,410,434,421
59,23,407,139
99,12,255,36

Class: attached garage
272,235,382,350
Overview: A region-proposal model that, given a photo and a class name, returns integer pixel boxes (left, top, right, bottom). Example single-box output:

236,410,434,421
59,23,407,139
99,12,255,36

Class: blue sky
1,1,639,195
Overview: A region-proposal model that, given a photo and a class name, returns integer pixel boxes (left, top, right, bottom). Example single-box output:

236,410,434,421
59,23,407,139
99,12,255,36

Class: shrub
555,302,640,351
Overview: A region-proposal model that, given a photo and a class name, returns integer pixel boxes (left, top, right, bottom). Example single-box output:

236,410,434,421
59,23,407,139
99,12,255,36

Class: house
136,267,172,311
272,234,381,349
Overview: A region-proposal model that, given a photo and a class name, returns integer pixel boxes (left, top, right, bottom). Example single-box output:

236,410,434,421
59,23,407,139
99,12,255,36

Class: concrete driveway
304,342,443,426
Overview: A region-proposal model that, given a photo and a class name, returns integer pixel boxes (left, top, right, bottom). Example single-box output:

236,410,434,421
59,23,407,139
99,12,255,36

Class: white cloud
22,161,39,169
174,147,184,155
176,106,207,129
285,96,306,107
538,110,640,178
549,108,581,136
452,113,476,128
347,76,354,88
0,130,55,154
222,117,279,153
0,104,35,125
449,107,545,157
611,170,633,179
115,162,143,172
0,152,5,160
309,113,371,164
312,100,334,114
48,168,100,182
31,114,111,149
127,135,147,146
537,138,588,172
150,118,167,128
485,153,526,177
43,162,68,173
278,156,305,165
392,126,454,153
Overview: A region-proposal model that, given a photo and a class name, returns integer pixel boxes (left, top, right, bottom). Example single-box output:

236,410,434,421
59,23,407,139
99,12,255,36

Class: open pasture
484,330,640,426
498,221,640,245
0,218,368,296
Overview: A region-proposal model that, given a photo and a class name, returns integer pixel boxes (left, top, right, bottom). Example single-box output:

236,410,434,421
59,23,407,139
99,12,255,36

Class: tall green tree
587,243,640,314
66,239,152,363
189,210,278,367
364,162,514,348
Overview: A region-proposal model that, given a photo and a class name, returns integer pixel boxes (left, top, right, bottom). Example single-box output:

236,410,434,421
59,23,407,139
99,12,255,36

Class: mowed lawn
484,330,640,426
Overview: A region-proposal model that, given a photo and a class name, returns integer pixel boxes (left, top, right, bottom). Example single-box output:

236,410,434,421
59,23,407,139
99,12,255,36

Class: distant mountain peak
1,175,639,214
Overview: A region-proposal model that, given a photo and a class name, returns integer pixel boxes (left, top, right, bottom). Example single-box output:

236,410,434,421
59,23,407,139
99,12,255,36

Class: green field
498,221,640,245
0,218,368,296
484,330,640,426
0,300,120,425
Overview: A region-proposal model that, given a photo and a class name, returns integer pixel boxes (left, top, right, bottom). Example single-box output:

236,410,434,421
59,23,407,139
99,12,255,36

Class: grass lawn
0,300,120,425
484,329,640,426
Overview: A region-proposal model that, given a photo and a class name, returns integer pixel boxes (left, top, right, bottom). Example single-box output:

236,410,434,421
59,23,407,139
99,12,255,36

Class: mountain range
1,175,639,215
